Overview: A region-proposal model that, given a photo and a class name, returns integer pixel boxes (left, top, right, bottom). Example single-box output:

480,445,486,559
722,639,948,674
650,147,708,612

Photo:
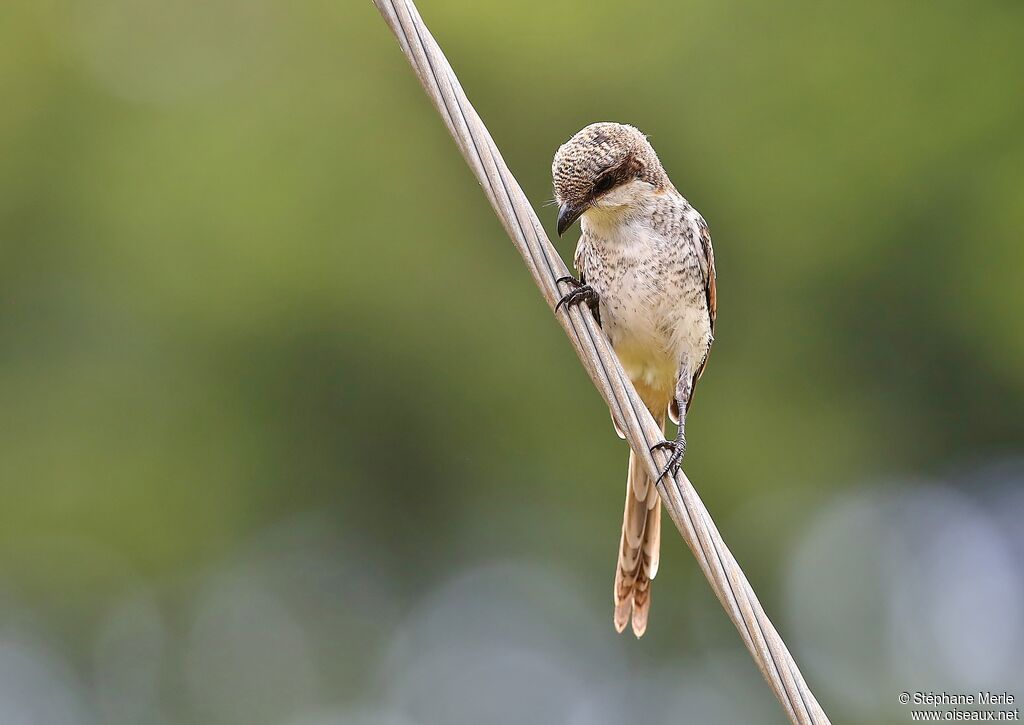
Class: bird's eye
593,175,617,195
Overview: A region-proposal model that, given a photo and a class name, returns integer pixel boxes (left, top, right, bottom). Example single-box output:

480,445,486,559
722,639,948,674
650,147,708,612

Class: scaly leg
650,372,693,483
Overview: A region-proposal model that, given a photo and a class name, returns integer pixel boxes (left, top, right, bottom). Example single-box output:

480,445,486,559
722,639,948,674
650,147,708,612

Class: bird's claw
651,436,686,483
554,276,599,317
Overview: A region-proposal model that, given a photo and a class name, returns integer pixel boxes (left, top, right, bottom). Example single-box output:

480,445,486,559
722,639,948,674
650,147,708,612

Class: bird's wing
696,217,717,336
685,216,716,417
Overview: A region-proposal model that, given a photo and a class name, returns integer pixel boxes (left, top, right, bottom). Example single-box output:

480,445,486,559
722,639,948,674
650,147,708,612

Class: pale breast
575,197,712,392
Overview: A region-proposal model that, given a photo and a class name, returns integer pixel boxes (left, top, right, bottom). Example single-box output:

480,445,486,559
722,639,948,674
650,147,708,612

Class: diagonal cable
372,2,831,722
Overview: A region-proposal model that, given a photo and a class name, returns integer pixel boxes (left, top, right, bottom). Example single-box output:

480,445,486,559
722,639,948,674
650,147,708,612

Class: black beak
556,202,585,237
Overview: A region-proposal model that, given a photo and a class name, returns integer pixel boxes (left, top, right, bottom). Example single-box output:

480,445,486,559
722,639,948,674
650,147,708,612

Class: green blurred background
2,1,1023,723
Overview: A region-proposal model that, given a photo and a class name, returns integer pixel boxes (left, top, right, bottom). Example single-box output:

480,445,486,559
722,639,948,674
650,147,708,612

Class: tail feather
614,413,664,638
630,577,652,636
643,497,661,580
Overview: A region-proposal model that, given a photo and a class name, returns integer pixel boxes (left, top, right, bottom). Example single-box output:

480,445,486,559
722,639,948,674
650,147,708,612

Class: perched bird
551,122,716,637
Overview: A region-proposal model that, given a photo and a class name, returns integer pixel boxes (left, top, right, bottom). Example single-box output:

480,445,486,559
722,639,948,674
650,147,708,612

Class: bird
551,122,716,637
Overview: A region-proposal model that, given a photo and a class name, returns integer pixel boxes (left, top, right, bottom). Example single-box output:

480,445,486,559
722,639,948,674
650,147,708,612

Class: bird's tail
613,412,664,638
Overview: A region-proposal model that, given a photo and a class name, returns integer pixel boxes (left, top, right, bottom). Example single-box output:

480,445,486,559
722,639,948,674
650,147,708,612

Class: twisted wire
371,2,831,721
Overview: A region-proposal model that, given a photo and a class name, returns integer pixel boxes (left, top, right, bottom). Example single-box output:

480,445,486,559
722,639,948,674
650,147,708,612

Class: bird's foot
651,434,686,483
554,276,600,319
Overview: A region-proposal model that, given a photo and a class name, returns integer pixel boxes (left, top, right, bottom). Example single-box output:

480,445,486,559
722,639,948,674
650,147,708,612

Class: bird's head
551,122,669,237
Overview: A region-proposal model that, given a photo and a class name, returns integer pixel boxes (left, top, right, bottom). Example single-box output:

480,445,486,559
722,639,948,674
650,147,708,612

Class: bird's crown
551,122,667,208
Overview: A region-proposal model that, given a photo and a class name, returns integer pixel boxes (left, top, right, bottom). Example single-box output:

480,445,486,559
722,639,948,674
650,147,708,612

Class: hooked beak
556,202,586,237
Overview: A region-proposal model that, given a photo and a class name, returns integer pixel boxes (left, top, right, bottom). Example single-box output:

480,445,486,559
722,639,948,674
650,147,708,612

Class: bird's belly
601,285,711,393
613,334,677,392
602,298,675,393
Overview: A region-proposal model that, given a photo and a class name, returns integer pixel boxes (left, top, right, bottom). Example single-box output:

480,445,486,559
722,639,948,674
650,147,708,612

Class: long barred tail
613,413,664,637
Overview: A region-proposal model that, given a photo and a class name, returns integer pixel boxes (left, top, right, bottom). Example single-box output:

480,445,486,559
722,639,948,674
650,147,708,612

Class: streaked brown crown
551,122,669,208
